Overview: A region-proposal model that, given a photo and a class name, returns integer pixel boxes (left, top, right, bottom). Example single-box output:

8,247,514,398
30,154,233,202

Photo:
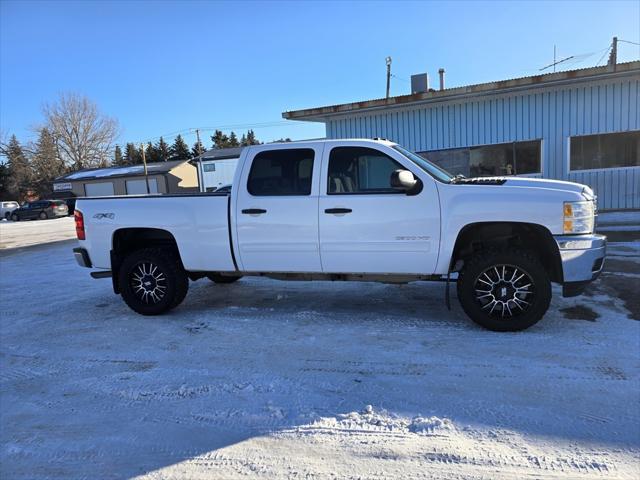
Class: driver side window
327,147,404,194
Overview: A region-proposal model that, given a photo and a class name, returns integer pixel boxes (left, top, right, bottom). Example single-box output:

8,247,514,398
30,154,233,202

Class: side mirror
390,169,423,196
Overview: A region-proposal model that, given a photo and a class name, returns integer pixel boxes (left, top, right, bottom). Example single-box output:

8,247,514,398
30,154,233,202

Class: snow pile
305,405,454,436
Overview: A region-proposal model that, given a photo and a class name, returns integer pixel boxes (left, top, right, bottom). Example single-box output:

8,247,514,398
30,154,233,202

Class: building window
421,140,541,177
328,146,404,194
247,148,314,196
126,178,159,194
203,163,216,172
570,131,640,171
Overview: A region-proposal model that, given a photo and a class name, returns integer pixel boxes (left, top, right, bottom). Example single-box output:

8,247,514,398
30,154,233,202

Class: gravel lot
0,236,639,479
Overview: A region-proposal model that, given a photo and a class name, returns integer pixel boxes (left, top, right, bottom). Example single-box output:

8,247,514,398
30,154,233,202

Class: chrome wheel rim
473,264,535,318
130,262,167,304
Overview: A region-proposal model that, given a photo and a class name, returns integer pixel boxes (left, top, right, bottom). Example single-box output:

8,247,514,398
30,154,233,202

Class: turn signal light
74,210,85,240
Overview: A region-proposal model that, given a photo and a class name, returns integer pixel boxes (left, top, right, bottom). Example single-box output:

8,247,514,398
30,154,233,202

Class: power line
596,42,612,66
619,39,640,46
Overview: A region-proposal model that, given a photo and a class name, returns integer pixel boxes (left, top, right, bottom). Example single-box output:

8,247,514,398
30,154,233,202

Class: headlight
563,201,595,234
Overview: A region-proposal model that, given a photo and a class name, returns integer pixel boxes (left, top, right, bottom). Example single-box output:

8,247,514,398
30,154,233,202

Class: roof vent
411,73,430,94
438,68,446,91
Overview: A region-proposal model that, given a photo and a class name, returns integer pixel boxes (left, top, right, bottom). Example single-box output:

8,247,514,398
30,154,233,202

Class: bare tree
43,93,119,170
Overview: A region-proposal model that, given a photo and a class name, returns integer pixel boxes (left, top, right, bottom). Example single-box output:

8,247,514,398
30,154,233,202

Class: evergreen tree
124,143,142,165
228,131,240,147
156,137,170,162
32,128,65,197
170,134,191,160
191,140,205,158
113,145,124,166
240,133,247,146
211,130,229,149
5,135,32,199
0,163,9,200
146,142,161,163
245,129,260,145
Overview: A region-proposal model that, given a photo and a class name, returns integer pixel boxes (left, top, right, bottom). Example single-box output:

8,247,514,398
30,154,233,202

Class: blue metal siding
325,76,640,210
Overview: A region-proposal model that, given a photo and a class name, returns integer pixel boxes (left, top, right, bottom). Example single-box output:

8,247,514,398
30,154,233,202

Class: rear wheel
207,274,242,284
4,212,9,220
119,248,189,315
39,211,48,220
456,248,551,332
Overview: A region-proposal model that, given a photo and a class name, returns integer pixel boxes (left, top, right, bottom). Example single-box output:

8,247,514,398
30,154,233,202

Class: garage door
125,178,158,194
84,182,115,197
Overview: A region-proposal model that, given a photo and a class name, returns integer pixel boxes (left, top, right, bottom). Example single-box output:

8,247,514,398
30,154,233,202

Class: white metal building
195,147,242,192
283,62,640,210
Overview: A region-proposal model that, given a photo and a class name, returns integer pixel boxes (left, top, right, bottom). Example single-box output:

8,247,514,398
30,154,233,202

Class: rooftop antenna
539,44,574,72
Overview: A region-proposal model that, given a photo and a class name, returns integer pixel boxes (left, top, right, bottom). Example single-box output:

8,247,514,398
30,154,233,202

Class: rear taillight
74,210,85,240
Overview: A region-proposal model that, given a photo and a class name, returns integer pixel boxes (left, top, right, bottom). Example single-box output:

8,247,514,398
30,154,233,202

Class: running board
90,271,112,279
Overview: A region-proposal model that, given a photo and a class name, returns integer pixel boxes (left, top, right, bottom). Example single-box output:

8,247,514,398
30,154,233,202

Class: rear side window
328,146,404,194
247,148,314,196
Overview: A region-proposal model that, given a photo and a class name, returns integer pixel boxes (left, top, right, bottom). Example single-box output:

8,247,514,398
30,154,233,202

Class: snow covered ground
0,217,76,249
1,240,639,479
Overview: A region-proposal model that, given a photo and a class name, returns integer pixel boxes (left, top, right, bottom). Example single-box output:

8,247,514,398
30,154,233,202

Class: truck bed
76,193,236,272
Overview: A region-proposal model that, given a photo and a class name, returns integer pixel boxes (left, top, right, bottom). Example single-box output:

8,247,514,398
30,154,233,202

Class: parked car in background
10,200,69,221
1,201,20,220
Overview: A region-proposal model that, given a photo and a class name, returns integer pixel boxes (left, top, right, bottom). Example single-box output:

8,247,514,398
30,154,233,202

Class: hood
503,177,594,199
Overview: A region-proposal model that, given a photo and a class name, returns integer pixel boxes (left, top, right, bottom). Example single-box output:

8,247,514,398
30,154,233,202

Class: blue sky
1,0,639,149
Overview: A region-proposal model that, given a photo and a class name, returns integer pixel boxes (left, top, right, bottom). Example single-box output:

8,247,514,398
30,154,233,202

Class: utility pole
608,36,618,68
195,129,204,193
140,143,150,194
385,56,392,99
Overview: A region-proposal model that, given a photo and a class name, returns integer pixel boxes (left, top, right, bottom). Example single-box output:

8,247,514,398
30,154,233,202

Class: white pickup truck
73,139,606,331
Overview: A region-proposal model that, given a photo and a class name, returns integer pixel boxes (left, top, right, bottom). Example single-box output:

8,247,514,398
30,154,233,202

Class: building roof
55,159,189,182
194,147,244,161
282,61,640,122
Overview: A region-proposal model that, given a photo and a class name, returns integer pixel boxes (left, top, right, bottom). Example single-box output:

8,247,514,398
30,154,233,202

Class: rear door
234,145,323,272
318,143,441,274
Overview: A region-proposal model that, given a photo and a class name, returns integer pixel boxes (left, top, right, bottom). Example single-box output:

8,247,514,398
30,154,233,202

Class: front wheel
10,213,19,222
456,248,551,332
119,248,189,315
39,212,48,220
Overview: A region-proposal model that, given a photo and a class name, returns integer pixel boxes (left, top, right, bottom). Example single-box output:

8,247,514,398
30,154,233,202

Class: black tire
207,274,242,284
119,248,189,315
456,248,551,332
4,212,9,220
11,213,18,222
39,211,48,220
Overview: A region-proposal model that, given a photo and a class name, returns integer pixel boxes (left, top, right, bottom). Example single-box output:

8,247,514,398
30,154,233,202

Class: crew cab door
234,145,324,272
318,143,440,274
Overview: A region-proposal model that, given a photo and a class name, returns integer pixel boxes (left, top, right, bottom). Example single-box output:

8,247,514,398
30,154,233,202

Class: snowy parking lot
1,238,639,479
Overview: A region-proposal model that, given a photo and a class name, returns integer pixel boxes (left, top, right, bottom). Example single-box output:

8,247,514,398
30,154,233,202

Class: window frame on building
567,130,640,173
419,139,543,178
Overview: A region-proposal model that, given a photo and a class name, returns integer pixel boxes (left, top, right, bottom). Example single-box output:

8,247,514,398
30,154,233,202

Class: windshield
392,145,454,183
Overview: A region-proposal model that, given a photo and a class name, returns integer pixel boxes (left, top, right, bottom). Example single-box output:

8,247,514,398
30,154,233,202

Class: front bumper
73,247,92,268
555,234,606,297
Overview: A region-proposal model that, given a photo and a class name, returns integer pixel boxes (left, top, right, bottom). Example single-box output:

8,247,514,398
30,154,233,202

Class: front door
234,145,324,272
318,144,440,274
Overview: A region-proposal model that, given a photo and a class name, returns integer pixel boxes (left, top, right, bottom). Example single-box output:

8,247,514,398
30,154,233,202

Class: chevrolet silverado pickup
72,139,606,331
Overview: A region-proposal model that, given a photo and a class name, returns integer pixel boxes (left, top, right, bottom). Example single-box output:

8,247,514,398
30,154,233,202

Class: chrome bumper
555,234,606,296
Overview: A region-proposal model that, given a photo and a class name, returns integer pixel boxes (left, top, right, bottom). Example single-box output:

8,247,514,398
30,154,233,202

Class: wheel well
451,222,563,283
111,228,182,293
